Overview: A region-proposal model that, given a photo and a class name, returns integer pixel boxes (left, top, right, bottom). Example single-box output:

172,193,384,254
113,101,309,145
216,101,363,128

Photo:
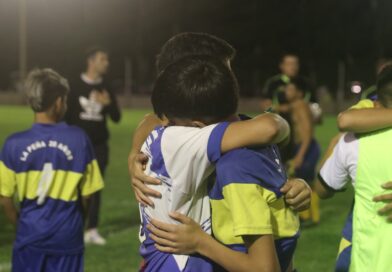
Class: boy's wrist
196,231,212,255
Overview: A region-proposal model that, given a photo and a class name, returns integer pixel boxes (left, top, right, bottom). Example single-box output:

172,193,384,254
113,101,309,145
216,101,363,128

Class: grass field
0,106,353,272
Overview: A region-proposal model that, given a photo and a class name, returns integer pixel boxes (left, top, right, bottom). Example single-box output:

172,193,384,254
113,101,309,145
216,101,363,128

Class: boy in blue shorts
285,80,321,225
0,69,104,272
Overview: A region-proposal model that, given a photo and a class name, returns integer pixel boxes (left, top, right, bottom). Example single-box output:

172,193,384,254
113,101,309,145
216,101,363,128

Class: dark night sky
1,0,392,96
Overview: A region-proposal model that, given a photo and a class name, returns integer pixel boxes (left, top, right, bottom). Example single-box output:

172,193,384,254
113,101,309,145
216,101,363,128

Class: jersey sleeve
80,136,104,196
216,150,284,236
319,133,359,191
223,183,273,236
0,141,17,197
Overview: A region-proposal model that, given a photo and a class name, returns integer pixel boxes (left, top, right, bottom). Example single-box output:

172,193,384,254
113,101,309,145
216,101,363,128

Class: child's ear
191,121,207,128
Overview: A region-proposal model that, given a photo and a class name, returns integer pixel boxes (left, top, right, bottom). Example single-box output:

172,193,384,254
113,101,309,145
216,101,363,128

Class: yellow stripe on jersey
15,170,83,201
1,159,103,201
80,160,104,196
211,183,299,246
0,161,16,197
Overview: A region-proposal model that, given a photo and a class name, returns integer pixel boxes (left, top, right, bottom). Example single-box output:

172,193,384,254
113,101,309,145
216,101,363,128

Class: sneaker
84,229,107,245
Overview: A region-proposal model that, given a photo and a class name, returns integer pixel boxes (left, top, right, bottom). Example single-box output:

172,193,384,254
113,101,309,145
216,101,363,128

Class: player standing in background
260,53,318,163
0,69,104,272
65,47,121,245
284,80,321,225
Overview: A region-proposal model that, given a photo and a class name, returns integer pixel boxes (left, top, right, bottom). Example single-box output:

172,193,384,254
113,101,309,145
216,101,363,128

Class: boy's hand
281,178,311,212
129,153,161,207
147,212,206,255
373,181,392,221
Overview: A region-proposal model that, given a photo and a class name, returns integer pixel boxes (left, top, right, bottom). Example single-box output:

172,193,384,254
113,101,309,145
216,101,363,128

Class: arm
292,102,312,169
100,89,121,123
314,133,342,199
149,213,280,272
221,113,289,153
128,114,165,206
314,134,353,199
314,179,335,199
0,196,18,226
337,108,392,133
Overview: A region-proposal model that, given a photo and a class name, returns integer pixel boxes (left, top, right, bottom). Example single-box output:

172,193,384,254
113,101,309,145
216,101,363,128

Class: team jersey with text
139,123,229,272
209,146,300,272
0,122,104,254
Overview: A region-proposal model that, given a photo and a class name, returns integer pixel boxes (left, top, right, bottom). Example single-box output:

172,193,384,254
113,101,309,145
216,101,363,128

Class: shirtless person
285,79,321,225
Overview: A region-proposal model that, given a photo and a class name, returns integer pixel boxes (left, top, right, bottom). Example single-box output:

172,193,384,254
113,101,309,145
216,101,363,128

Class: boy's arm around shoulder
337,102,392,133
221,113,289,153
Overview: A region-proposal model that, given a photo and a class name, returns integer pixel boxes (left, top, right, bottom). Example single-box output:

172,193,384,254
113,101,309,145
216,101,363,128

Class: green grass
0,106,353,272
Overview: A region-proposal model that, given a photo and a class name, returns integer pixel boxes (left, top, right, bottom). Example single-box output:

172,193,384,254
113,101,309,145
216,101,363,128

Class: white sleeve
319,133,359,191
161,122,229,195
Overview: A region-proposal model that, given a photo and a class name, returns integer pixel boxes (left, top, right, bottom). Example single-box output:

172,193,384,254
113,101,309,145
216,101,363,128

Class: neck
35,112,57,124
85,68,101,82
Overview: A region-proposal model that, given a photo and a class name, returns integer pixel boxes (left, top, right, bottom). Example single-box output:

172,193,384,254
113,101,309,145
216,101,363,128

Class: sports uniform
0,122,104,272
139,123,229,272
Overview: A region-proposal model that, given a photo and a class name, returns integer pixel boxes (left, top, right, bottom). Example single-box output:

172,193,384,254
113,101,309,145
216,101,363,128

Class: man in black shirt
65,47,121,245
261,53,316,113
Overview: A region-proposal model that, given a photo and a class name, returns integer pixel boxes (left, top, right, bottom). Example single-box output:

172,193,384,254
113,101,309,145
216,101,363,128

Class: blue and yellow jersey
0,122,104,254
209,145,299,271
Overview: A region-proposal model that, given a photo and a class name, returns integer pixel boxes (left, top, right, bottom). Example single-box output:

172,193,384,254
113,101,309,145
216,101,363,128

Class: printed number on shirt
36,163,55,205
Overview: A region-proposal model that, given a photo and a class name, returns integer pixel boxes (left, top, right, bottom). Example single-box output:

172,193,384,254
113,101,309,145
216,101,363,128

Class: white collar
81,73,103,85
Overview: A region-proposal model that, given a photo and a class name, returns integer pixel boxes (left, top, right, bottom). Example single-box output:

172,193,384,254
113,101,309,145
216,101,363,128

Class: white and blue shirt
139,122,229,272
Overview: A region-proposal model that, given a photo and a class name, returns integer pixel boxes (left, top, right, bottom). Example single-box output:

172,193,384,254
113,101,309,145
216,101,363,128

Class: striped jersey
0,122,104,254
209,145,300,272
139,123,229,272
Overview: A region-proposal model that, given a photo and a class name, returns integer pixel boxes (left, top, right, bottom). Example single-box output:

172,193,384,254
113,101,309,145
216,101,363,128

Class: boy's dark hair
25,68,69,112
152,56,239,124
376,64,392,107
85,46,109,61
156,32,236,72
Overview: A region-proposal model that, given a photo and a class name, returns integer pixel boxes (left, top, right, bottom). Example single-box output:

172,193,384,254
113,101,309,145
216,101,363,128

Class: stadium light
351,81,362,94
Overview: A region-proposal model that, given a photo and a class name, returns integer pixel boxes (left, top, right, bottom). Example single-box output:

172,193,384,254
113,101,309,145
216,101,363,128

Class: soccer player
0,69,104,272
65,47,121,245
130,32,311,212
315,65,392,272
284,80,321,224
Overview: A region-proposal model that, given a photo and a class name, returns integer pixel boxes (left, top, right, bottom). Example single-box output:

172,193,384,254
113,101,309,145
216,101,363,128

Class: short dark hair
25,68,69,112
376,64,392,107
152,56,239,124
85,46,109,61
156,32,236,72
